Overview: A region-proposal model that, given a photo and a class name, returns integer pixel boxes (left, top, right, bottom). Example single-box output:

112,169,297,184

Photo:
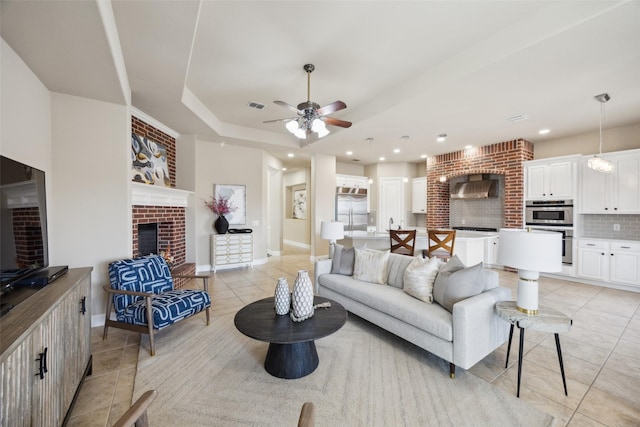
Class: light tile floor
68,246,640,426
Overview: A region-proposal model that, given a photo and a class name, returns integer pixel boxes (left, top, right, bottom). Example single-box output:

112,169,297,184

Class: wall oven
525,200,573,227
532,228,573,265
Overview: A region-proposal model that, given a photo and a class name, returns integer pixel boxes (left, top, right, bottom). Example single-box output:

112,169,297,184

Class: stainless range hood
450,174,498,199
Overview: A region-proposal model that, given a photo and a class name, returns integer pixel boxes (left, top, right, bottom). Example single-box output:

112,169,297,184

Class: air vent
352,158,361,162
508,114,527,122
247,101,266,110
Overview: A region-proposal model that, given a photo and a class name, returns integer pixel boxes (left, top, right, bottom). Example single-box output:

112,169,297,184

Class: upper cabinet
336,174,368,189
525,157,577,200
411,177,427,213
580,150,640,214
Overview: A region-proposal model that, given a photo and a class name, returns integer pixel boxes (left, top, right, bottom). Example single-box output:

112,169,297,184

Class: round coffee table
234,296,347,379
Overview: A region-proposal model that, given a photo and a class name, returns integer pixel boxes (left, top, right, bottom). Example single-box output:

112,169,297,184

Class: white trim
131,182,192,207
283,239,311,249
131,107,179,138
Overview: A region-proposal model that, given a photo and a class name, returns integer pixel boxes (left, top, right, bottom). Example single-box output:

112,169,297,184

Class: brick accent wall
426,139,534,229
132,116,176,188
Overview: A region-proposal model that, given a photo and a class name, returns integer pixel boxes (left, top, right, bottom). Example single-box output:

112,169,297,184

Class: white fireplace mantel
131,182,192,207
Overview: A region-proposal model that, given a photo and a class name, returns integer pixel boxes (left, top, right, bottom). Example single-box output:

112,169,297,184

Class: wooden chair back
389,229,417,256
113,390,158,427
426,229,456,260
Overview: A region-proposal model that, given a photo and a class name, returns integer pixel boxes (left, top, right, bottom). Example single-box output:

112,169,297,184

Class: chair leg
449,363,456,379
103,295,113,339
145,296,155,356
203,277,211,326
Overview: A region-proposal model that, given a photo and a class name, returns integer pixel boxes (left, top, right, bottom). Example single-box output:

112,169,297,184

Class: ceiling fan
263,64,352,142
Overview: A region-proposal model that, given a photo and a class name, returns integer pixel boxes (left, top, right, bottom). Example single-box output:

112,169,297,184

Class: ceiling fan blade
323,117,352,128
263,117,296,124
274,100,302,114
317,100,347,116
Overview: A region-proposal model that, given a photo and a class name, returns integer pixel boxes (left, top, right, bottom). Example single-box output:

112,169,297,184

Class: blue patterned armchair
103,255,211,355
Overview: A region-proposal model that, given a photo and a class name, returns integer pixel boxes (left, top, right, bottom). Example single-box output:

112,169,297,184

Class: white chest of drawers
211,233,253,272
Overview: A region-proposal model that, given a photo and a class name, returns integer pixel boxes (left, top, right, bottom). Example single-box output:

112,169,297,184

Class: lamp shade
498,229,562,273
320,221,345,240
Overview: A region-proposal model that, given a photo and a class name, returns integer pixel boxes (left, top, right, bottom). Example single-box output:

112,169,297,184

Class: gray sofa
314,252,511,378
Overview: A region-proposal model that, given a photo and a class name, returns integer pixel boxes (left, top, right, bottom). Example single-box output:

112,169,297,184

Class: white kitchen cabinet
411,177,427,213
484,235,500,266
580,151,640,214
525,157,576,200
577,239,640,288
336,174,368,189
211,233,253,272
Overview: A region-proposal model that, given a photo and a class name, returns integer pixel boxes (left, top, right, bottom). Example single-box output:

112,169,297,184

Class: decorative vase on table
214,215,229,234
290,270,314,322
274,277,290,315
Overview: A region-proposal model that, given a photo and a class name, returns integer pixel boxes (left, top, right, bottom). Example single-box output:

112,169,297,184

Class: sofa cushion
433,258,488,312
318,273,453,341
432,255,465,305
353,248,389,285
331,243,355,276
386,253,417,289
403,256,444,303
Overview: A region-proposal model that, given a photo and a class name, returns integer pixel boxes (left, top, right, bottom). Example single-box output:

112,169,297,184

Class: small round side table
495,301,573,398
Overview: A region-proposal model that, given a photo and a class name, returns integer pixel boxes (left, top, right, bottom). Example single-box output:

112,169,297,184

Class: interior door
378,177,404,231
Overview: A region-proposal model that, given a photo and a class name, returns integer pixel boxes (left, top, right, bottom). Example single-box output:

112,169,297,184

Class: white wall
194,140,268,269
50,93,131,318
336,161,364,176
532,122,640,159
1,39,51,173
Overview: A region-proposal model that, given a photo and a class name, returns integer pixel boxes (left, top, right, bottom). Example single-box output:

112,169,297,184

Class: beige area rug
133,311,554,426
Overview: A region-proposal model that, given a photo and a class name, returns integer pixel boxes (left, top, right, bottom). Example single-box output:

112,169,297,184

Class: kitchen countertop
343,230,498,240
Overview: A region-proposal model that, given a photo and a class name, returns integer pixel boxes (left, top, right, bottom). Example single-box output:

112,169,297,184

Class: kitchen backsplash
579,214,640,241
450,174,505,230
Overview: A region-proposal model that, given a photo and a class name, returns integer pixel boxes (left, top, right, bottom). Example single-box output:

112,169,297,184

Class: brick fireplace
131,113,194,287
426,139,534,229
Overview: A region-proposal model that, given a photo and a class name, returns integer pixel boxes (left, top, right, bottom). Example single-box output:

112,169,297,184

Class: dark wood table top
234,296,347,345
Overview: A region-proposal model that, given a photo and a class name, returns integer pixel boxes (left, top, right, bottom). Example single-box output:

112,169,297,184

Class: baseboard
283,239,311,249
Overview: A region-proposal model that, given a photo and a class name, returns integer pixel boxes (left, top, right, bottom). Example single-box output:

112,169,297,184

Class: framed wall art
214,184,246,225
131,133,170,187
293,189,307,219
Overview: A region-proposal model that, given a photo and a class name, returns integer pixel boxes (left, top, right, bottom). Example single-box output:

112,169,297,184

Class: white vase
290,270,314,322
274,277,290,315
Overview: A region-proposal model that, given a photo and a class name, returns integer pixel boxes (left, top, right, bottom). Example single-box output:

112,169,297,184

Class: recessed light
465,145,473,149
436,134,447,143
393,148,400,154
365,137,374,143
379,157,386,161
346,151,353,156
282,167,287,171
539,129,550,135
401,135,410,141
287,153,294,158
420,154,427,159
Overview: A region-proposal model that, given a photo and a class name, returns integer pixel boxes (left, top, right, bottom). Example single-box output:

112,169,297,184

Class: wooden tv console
0,267,93,426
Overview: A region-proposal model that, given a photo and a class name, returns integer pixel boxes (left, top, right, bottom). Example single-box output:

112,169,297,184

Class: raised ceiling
2,1,639,170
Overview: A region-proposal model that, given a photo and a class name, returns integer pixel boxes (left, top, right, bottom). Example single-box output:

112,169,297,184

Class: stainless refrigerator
336,187,368,232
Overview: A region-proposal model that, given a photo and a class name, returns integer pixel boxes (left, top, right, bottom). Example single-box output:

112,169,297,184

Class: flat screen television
0,155,49,290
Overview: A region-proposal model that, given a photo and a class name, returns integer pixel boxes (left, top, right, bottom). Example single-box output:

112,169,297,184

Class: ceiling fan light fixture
286,120,299,133
317,127,330,138
588,93,614,174
311,118,326,132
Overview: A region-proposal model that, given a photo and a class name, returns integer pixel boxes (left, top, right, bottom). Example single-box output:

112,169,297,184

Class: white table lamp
320,221,345,259
497,229,562,315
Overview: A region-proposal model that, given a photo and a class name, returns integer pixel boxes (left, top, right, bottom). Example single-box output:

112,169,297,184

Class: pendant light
588,93,614,173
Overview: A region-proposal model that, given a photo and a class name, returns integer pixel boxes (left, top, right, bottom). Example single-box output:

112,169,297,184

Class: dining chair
112,390,158,427
425,229,456,261
389,229,417,256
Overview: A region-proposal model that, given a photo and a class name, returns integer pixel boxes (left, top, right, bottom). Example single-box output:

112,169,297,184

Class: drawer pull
586,244,596,246
620,246,631,249
80,296,87,315
35,347,48,380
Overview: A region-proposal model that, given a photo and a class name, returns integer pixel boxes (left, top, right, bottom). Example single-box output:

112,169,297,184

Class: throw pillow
433,259,486,312
403,256,444,303
331,244,356,276
353,248,389,285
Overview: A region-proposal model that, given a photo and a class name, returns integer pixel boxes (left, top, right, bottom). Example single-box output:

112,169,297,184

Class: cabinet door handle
621,246,631,249
80,296,87,315
605,207,608,210
586,243,596,246
601,253,605,256
35,347,48,380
